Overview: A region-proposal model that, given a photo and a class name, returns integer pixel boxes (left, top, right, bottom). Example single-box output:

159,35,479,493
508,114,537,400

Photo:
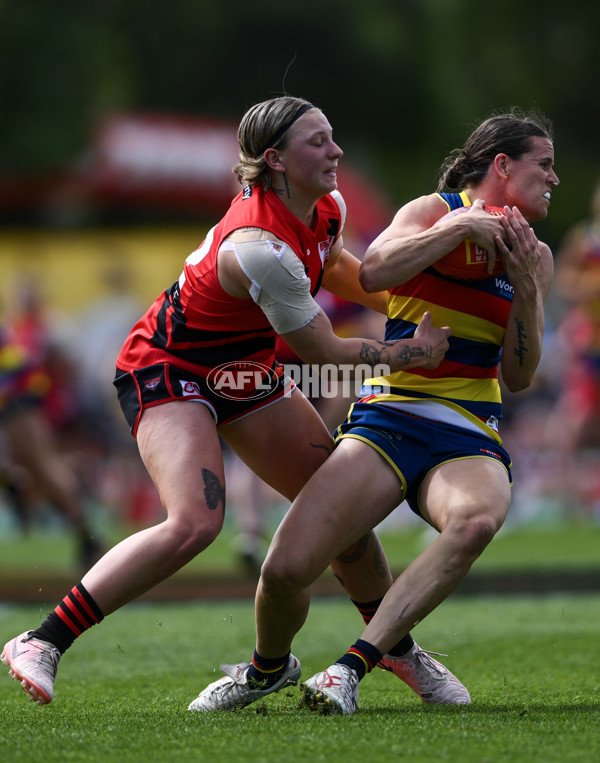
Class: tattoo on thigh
202,468,225,515
310,441,333,455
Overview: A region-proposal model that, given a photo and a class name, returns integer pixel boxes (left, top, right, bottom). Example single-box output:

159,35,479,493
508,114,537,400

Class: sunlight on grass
1,596,598,762
1,511,599,577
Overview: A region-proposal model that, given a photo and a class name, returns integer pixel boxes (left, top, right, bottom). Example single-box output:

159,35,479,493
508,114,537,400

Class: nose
549,168,560,186
330,139,343,159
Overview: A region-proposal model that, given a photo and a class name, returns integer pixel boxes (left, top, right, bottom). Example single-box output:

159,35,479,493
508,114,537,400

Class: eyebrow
525,152,554,163
305,128,331,141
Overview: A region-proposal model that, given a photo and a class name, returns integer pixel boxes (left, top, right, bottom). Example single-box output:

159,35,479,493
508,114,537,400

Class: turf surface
1,595,598,762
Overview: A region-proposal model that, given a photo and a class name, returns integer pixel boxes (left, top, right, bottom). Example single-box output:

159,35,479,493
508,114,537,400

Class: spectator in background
0,286,103,569
544,177,600,514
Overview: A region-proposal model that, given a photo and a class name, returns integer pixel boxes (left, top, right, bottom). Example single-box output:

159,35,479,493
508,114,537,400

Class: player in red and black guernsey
189,109,559,714
2,96,455,708
117,168,345,425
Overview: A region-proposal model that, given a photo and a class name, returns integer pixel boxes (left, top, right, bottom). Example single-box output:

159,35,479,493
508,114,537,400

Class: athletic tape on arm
233,239,320,335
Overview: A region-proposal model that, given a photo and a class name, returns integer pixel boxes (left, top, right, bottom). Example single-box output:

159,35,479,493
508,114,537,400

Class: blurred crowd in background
0,1,598,572
1,175,599,575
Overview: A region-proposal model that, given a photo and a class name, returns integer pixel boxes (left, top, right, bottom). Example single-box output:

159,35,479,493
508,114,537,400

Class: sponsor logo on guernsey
144,377,161,391
207,361,277,401
486,415,499,431
181,380,202,397
494,277,514,296
480,447,501,460
318,236,334,262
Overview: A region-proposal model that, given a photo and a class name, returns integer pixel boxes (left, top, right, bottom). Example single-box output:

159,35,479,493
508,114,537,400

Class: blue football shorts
334,401,512,518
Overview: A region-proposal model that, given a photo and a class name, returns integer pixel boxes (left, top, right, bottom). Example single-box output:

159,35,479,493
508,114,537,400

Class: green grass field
1,517,599,761
1,596,599,763
1,514,599,579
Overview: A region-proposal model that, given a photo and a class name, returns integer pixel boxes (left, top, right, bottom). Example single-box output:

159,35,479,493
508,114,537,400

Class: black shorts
114,362,292,436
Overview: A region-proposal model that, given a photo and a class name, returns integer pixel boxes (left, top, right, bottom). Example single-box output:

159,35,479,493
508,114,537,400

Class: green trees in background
0,0,597,244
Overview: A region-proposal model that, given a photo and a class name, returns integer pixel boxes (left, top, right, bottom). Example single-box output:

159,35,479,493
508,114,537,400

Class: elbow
503,374,533,394
505,380,529,394
358,262,381,293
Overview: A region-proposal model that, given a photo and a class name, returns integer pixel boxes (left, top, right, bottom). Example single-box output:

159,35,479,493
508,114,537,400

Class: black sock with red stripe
336,639,383,681
246,650,290,688
351,597,415,657
30,582,104,654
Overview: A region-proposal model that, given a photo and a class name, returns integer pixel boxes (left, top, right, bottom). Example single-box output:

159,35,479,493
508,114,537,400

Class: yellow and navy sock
336,639,383,681
247,650,290,688
29,582,104,654
351,597,415,657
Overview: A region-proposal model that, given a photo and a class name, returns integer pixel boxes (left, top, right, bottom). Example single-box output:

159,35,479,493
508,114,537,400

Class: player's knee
166,510,224,560
454,509,502,558
260,551,312,594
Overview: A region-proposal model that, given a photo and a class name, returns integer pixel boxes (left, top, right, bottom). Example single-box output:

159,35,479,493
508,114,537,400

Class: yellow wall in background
0,226,208,316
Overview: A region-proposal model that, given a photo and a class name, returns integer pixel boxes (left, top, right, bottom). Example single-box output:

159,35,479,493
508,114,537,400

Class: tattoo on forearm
368,341,431,369
394,344,411,366
513,318,528,366
359,341,393,365
202,468,226,515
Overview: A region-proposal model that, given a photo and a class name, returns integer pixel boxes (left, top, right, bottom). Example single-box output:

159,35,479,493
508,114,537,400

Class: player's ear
494,153,511,180
264,148,285,172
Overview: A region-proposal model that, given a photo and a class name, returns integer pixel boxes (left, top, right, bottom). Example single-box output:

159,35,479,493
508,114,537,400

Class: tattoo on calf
202,468,225,515
333,572,346,590
373,544,387,579
335,535,369,564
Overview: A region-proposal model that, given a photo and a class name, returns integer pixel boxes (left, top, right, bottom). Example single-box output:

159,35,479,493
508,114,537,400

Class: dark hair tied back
437,107,553,191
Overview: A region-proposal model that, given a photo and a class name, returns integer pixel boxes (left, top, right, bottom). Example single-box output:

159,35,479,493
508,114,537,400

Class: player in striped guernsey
192,109,559,714
2,96,451,706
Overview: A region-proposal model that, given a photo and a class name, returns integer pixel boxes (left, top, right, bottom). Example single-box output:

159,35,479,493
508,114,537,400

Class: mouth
543,191,551,201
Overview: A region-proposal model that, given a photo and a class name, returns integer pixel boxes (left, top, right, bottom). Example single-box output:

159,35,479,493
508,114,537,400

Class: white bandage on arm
233,239,320,335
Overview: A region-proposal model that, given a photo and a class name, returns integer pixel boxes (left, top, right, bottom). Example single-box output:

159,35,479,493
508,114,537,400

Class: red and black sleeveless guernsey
360,191,514,443
116,186,344,379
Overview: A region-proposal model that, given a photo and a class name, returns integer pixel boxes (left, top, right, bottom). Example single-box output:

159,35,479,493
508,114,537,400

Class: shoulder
319,190,347,230
329,189,346,217
388,193,450,234
540,241,554,271
233,238,306,280
225,227,286,245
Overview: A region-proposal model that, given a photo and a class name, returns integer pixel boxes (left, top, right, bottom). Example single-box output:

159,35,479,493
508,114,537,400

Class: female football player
191,108,558,714
2,95,455,707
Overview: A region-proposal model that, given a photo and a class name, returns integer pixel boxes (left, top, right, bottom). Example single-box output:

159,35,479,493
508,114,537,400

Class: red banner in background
87,113,240,215
87,113,395,240
0,112,395,242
